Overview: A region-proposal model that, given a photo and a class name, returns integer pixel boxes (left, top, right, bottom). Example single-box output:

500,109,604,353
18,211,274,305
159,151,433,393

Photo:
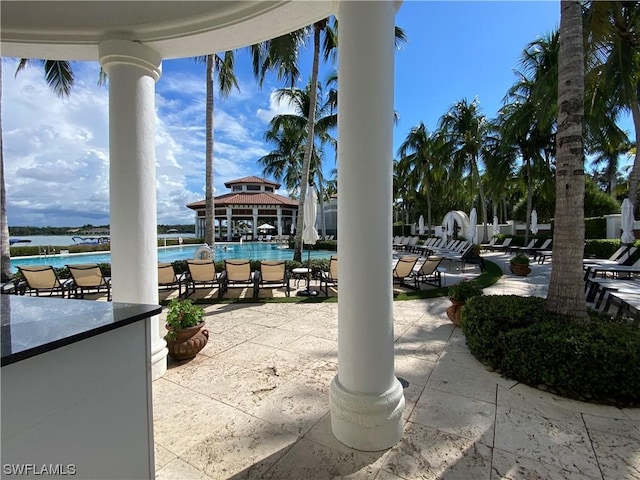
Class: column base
329,375,405,451
151,338,168,380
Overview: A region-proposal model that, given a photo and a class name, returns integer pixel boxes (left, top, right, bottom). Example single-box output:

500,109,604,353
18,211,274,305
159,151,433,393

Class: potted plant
446,279,482,327
165,298,208,361
509,254,531,276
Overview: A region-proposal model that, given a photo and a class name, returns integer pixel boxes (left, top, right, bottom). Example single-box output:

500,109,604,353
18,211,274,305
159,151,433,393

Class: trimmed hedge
462,295,640,407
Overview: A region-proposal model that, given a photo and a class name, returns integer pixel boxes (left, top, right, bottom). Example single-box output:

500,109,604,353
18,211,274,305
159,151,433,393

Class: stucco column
252,208,259,239
99,40,167,380
277,207,283,237
226,207,233,241
330,0,404,451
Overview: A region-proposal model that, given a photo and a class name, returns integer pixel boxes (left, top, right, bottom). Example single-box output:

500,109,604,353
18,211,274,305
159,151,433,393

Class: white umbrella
418,215,425,235
258,223,275,230
621,198,635,244
290,222,295,235
299,187,319,296
469,208,477,244
530,209,539,235
440,225,447,244
447,212,454,239
492,215,500,236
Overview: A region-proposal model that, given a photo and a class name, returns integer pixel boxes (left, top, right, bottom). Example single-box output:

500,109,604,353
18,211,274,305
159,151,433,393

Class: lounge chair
224,259,258,298
583,246,638,268
185,259,227,299
507,239,536,254
319,256,338,296
67,263,112,300
480,238,496,250
409,256,443,289
526,239,552,259
158,262,187,299
17,265,72,298
487,237,512,251
392,256,419,288
255,260,290,297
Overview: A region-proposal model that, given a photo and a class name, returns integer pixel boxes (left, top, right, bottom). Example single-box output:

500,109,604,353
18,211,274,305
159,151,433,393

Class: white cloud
256,89,297,124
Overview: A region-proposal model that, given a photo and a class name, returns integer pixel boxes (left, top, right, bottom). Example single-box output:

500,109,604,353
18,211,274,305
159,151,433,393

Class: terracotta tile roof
186,192,299,210
223,176,280,188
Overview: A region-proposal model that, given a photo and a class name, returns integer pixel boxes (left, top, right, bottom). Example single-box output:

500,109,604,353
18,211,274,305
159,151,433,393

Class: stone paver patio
153,253,640,479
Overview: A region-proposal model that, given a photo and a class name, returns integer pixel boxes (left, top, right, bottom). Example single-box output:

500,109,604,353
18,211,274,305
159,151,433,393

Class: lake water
10,242,333,272
10,233,196,247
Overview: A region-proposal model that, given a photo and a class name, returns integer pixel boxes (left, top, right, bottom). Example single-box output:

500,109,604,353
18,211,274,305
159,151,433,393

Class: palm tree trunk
205,55,216,249
525,156,533,244
546,0,587,320
628,102,640,218
0,61,11,282
293,23,321,262
319,180,327,239
472,158,489,243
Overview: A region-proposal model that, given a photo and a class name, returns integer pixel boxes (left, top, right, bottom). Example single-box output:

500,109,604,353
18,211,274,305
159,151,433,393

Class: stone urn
446,299,465,327
166,321,209,361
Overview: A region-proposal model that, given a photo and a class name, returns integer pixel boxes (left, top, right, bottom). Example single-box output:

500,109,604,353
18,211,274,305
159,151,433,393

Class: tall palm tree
584,1,640,216
439,98,491,242
1,59,74,282
196,53,238,246
546,0,587,320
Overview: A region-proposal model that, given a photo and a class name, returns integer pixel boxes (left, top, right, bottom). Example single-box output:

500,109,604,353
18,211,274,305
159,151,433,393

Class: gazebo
186,176,298,240
2,0,403,453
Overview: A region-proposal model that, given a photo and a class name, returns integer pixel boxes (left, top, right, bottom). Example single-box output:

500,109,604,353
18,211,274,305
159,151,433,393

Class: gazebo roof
186,191,298,211
224,176,281,188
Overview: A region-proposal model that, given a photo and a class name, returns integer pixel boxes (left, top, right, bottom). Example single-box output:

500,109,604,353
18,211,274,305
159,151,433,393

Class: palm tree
584,1,640,216
546,0,587,320
1,59,74,282
439,98,491,242
195,53,238,246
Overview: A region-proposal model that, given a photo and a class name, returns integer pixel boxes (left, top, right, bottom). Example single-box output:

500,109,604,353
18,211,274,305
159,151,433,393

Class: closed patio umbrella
492,216,499,236
621,198,635,244
298,187,319,296
530,209,539,235
469,208,477,244
447,212,454,239
418,215,425,235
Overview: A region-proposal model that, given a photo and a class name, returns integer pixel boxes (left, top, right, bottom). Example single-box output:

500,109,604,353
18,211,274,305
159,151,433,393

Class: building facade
186,176,298,241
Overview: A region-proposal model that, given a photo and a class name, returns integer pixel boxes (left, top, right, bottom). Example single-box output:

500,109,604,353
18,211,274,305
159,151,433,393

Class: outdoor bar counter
1,295,161,480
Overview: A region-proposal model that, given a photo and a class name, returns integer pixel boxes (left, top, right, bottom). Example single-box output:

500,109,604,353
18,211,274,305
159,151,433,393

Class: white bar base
330,375,405,451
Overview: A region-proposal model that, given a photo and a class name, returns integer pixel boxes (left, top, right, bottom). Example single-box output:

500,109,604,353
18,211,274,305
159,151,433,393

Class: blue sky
2,1,633,227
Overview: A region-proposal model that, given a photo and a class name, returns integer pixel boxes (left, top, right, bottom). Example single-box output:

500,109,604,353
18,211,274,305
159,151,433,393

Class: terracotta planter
509,263,531,276
166,321,209,361
446,299,465,327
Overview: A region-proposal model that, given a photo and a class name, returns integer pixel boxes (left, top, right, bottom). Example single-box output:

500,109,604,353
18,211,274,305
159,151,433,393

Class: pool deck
153,252,640,480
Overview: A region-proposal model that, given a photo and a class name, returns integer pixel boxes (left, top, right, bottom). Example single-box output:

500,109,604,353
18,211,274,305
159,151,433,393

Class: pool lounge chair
67,263,112,300
255,260,290,297
224,259,258,298
158,262,187,299
409,256,443,289
487,237,512,251
392,256,419,288
319,256,338,296
17,265,72,298
185,259,227,299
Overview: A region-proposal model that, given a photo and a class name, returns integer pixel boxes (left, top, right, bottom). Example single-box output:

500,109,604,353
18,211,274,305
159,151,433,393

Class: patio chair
158,262,187,299
392,256,419,288
487,237,512,251
185,259,227,299
319,255,338,296
255,260,290,297
507,239,536,254
17,265,72,298
409,256,443,289
224,259,258,298
67,263,112,300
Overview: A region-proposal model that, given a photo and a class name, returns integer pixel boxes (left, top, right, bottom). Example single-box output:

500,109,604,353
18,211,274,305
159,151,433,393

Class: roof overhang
0,1,337,61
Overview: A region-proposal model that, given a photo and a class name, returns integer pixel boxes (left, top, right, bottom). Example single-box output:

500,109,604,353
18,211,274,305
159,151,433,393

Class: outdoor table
292,267,312,288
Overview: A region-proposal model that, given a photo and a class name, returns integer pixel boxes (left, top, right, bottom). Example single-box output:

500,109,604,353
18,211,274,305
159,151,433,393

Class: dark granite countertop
1,295,162,366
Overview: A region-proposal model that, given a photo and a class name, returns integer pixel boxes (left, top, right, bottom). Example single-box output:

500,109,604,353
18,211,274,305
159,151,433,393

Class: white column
330,1,404,451
277,207,283,237
99,40,167,380
252,208,259,239
226,207,233,241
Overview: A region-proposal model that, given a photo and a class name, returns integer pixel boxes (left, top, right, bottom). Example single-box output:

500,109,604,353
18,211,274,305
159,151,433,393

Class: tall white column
330,1,404,451
277,207,283,237
99,40,167,380
252,208,259,239
226,207,233,241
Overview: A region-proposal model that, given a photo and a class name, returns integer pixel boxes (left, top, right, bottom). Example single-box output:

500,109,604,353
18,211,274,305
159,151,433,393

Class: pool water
10,243,333,272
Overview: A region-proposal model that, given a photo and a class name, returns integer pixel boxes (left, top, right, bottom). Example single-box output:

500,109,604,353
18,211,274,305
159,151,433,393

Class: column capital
99,40,162,81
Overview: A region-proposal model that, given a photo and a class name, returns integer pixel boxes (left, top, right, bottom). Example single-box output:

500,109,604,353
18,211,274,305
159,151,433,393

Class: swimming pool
10,243,334,272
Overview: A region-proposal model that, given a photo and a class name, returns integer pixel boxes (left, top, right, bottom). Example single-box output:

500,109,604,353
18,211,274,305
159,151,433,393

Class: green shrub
509,254,530,265
462,295,640,406
448,279,482,302
461,295,549,365
584,239,620,258
584,217,607,239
